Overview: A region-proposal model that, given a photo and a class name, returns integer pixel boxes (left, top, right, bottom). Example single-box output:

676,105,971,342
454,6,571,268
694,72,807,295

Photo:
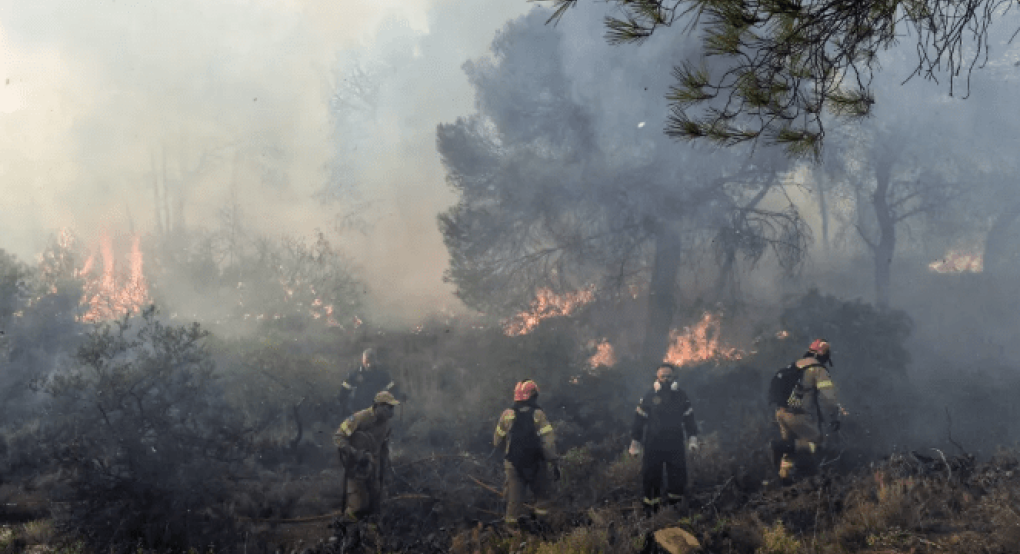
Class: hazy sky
2,1,1018,327
0,0,531,323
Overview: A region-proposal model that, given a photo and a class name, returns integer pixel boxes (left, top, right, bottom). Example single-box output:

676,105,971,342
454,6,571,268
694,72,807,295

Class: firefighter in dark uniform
339,348,402,417
629,363,699,516
493,379,560,526
333,390,400,521
771,339,847,482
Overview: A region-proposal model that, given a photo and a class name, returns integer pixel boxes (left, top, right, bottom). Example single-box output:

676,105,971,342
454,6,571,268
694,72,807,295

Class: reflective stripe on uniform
642,497,660,506
816,380,834,389
636,407,648,417
385,381,395,390
538,424,554,435
339,420,356,435
683,407,693,416
495,412,514,438
341,382,353,390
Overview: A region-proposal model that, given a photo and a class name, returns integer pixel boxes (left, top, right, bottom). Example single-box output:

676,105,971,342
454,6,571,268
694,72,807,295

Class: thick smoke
0,0,529,325
0,1,1019,551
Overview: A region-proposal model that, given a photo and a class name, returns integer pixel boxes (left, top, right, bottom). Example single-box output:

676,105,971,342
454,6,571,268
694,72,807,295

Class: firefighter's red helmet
514,380,539,402
808,339,830,357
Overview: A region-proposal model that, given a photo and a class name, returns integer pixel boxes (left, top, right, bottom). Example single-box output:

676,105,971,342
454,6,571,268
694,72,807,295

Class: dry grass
758,521,802,554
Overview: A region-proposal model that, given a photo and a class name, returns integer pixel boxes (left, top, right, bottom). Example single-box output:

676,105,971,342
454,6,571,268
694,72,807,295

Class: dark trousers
641,448,687,509
504,461,551,523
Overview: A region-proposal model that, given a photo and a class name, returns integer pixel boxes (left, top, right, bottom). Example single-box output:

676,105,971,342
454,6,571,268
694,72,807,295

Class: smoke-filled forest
1,1,1020,553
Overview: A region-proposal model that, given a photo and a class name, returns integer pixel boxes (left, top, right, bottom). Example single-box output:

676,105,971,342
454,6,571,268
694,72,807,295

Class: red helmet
514,380,539,402
808,339,830,357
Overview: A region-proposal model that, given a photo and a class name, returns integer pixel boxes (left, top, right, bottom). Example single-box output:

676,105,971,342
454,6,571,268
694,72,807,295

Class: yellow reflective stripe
385,381,395,390
339,420,355,435
341,382,353,390
636,407,648,417
642,497,660,506
816,380,834,389
538,424,554,435
495,426,508,438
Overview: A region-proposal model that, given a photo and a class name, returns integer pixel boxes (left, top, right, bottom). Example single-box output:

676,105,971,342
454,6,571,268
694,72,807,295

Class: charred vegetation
0,258,1016,553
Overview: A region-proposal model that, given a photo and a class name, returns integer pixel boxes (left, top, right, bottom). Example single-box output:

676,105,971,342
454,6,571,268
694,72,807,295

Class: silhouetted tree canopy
544,0,1017,157
437,11,810,359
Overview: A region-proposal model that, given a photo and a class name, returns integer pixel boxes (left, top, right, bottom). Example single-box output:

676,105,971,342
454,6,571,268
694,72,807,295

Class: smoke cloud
0,0,529,325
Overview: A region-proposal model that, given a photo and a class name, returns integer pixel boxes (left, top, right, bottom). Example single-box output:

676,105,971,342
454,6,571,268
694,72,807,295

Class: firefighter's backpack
506,406,545,479
768,363,803,407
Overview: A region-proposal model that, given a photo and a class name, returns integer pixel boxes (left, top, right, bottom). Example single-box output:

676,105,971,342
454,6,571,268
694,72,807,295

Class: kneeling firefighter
769,338,847,482
493,379,560,525
333,390,400,521
630,363,700,516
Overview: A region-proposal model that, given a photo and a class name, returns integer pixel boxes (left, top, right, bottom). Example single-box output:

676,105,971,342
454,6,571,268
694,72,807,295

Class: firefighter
629,363,699,516
493,379,560,526
339,348,403,417
333,390,400,521
770,339,847,483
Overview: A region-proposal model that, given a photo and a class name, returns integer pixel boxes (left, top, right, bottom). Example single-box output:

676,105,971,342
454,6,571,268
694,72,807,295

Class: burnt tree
437,11,808,362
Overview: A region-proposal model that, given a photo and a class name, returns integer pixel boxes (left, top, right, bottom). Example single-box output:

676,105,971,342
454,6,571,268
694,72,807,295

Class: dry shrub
231,468,344,521
17,520,54,545
555,440,638,509
39,309,257,552
757,521,802,554
532,527,612,554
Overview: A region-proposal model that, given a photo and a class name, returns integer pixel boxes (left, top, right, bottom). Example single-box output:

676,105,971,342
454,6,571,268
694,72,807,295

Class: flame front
79,232,150,322
503,287,595,336
929,248,983,273
663,311,743,367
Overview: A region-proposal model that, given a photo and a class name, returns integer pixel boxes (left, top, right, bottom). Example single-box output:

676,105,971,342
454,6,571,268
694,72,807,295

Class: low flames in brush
503,286,595,337
78,231,150,323
587,339,616,368
508,287,745,369
929,248,983,274
663,311,744,367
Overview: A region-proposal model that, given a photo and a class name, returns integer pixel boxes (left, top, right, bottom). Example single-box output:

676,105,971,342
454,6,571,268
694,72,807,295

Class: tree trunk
983,198,1020,276
641,224,683,365
816,174,830,255
872,161,896,309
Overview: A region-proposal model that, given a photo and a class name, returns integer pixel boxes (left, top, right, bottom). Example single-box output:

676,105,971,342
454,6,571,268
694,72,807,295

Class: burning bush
37,307,256,551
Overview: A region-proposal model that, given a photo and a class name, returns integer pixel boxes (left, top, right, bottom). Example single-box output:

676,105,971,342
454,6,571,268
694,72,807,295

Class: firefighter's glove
628,440,642,457
687,436,700,453
551,462,561,482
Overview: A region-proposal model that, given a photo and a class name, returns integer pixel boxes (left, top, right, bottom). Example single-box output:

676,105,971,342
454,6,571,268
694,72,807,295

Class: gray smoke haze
2,0,1019,335
0,0,529,326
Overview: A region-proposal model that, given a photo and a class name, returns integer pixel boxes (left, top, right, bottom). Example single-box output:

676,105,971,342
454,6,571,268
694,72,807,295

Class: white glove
628,440,642,457
688,436,699,453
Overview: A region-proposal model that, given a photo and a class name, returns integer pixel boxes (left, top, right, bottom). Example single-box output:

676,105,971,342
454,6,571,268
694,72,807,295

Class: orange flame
79,232,150,322
503,287,595,336
663,311,743,367
929,248,983,273
588,339,617,368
